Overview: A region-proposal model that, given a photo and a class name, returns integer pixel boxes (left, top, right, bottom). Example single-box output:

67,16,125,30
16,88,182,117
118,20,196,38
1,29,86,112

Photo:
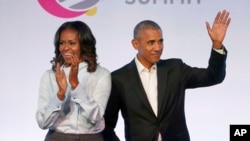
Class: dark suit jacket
103,49,227,141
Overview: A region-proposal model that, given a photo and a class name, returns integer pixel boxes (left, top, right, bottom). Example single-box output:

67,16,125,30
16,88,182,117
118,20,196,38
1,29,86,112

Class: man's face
132,28,163,69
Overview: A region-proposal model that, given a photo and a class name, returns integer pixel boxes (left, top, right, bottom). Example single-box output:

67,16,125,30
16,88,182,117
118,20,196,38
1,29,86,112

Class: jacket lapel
157,61,169,118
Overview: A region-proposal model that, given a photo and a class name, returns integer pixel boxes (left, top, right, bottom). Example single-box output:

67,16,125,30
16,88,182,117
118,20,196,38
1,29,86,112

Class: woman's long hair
51,21,97,72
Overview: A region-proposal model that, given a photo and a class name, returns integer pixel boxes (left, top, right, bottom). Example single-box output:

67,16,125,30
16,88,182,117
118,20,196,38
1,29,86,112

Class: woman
36,21,111,141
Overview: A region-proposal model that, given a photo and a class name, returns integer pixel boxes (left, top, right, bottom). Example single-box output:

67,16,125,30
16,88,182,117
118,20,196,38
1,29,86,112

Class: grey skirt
45,130,104,141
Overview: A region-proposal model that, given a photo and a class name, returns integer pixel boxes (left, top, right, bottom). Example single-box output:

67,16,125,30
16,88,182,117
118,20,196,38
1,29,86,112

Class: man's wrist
212,42,223,49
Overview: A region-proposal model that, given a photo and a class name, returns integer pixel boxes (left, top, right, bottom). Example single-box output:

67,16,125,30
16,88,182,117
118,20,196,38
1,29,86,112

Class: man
103,10,231,141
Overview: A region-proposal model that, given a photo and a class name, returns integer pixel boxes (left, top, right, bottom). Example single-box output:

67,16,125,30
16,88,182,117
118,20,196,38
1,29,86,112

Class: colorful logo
38,0,100,18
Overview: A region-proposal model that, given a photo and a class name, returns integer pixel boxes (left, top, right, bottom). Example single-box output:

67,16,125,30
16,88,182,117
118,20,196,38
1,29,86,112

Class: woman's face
59,28,83,67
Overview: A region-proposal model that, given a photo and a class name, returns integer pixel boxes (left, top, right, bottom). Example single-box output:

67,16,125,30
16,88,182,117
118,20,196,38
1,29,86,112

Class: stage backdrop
1,0,249,141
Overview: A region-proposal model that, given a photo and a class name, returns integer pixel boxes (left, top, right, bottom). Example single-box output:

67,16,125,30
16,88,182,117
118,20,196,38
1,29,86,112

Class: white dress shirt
36,62,111,134
135,57,162,141
135,57,158,116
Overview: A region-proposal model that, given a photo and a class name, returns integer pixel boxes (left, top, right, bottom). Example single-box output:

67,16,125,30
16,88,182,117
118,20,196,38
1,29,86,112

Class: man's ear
132,39,138,50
